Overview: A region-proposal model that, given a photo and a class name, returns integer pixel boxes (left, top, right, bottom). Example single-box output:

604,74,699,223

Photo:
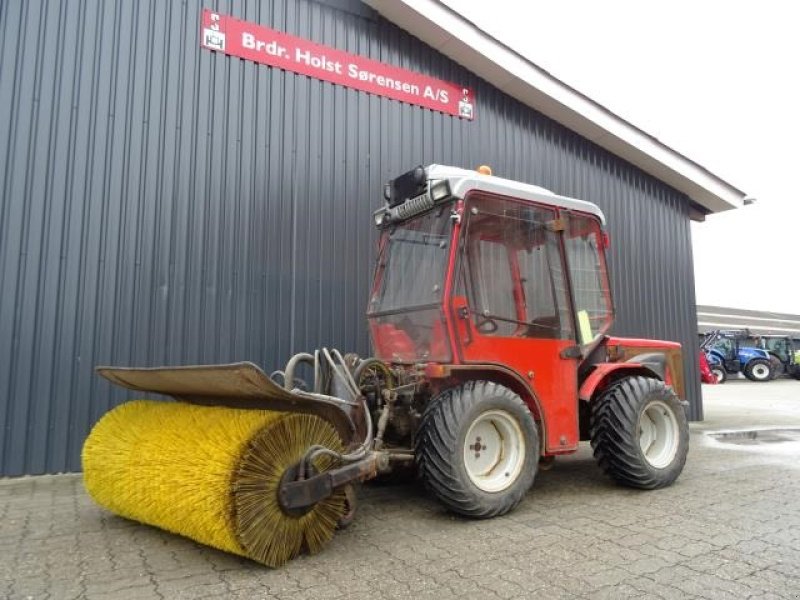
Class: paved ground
2,380,799,599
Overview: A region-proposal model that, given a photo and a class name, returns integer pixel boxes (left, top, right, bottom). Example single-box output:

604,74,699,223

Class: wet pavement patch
707,428,800,445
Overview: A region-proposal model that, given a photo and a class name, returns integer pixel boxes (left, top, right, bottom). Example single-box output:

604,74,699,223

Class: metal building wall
0,0,702,476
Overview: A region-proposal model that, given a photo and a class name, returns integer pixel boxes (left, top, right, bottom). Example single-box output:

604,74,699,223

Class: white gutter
364,0,746,214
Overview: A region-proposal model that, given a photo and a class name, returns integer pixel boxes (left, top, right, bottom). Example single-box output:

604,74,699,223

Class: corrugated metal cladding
0,0,702,476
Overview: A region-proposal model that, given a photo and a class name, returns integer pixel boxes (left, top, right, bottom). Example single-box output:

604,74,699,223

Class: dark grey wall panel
0,0,702,476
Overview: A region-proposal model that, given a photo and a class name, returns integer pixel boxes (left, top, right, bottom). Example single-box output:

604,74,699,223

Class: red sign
200,9,475,120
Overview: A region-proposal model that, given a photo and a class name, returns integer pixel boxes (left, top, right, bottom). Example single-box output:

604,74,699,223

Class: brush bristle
82,401,346,567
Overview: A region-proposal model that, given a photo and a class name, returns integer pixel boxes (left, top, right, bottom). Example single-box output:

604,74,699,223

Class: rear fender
437,365,545,451
578,363,662,402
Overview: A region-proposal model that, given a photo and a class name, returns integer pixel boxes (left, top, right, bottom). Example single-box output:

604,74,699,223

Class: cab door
451,193,580,454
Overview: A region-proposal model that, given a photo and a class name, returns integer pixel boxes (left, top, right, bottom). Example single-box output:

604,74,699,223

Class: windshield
368,204,453,363
369,205,452,313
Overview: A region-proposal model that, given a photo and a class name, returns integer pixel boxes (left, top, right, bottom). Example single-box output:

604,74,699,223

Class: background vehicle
83,165,690,567
702,329,774,382
755,335,800,380
699,352,719,384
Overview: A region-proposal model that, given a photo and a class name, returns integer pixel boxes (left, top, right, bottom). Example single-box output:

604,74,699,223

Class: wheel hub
463,410,525,493
638,400,680,469
469,436,487,458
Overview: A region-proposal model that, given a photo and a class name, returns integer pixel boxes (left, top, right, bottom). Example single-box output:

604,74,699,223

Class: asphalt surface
2,379,799,599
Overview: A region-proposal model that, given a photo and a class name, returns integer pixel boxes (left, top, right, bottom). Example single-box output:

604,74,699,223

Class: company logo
458,88,474,120
203,13,225,50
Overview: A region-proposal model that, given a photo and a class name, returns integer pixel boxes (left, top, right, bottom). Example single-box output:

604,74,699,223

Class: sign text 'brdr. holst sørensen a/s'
200,9,474,120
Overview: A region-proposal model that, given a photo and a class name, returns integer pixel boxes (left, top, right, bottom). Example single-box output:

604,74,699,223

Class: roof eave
363,0,746,215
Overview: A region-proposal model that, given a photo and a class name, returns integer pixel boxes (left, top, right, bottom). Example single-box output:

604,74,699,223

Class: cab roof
428,164,606,224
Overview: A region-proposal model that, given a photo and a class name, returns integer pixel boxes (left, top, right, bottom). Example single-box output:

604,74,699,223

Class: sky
444,0,800,314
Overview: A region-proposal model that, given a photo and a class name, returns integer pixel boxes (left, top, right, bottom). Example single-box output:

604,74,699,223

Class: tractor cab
368,164,611,364
369,165,682,455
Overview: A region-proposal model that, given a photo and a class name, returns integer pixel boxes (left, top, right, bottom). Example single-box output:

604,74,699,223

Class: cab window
461,194,573,340
563,212,613,344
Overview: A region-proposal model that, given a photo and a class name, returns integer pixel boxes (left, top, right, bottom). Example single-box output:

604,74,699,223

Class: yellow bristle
82,400,346,567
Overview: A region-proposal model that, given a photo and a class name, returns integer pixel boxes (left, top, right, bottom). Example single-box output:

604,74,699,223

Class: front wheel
711,364,727,384
415,381,538,518
744,359,773,382
590,376,689,489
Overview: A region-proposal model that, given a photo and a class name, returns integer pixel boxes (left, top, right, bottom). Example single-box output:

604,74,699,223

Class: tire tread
590,376,689,490
415,381,537,518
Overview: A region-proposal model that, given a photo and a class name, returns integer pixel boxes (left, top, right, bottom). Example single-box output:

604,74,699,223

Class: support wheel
415,381,538,518
590,376,688,490
711,365,727,384
744,359,773,382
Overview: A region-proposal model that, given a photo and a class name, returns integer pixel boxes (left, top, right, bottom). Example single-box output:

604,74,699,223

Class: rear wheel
590,376,689,489
416,380,538,518
744,359,773,382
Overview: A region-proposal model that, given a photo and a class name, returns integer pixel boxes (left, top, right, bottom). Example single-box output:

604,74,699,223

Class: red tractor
92,165,690,558
362,164,689,516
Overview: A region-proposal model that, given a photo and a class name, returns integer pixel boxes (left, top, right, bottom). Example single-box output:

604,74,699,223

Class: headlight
373,209,388,227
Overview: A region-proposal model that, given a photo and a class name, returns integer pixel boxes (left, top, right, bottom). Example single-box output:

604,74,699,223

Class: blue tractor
701,329,774,383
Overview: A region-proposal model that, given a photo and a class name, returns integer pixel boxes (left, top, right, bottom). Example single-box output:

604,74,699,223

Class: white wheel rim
752,364,769,380
638,400,680,469
463,409,525,493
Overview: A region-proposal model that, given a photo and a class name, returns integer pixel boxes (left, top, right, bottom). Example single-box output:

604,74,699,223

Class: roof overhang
364,0,746,216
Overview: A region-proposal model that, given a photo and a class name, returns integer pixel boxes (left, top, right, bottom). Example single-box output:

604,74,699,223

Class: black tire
711,365,727,384
769,356,784,380
415,380,538,518
743,358,773,382
590,376,689,490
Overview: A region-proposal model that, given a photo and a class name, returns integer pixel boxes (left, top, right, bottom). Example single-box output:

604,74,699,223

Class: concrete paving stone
625,575,698,600
84,584,162,600
465,572,526,599
620,556,673,576
579,566,633,588
497,568,550,591
9,576,50,597
45,579,85,600
83,573,152,596
446,576,502,598
223,586,275,599
170,582,231,599
591,583,648,599
273,585,346,600
513,583,580,599
669,570,757,600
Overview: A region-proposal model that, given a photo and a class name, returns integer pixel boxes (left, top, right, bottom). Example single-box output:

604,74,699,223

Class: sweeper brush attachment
83,401,347,566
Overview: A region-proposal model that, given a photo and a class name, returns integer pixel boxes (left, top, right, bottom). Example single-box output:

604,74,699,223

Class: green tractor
755,335,800,380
